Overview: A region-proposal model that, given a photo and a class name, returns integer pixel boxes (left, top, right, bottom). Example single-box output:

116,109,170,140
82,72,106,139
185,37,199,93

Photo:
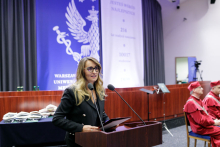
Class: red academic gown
184,95,220,147
203,91,220,119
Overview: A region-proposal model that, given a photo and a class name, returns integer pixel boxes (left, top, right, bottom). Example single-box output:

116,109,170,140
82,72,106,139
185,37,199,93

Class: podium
75,121,162,147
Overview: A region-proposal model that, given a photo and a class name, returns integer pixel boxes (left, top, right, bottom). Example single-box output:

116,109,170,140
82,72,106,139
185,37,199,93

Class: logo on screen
53,0,100,63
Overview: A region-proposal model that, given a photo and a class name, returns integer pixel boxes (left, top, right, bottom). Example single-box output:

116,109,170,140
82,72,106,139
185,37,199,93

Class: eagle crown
86,6,98,22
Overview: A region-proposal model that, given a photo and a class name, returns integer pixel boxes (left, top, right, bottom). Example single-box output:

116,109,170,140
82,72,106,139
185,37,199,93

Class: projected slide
101,0,144,88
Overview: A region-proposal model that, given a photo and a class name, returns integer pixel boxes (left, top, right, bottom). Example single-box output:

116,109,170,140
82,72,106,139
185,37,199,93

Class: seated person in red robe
184,81,220,147
203,80,220,119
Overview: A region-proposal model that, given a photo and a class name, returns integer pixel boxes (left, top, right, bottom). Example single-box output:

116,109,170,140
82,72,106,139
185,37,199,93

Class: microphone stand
154,85,173,137
140,88,155,121
113,89,146,125
162,93,173,137
91,91,105,132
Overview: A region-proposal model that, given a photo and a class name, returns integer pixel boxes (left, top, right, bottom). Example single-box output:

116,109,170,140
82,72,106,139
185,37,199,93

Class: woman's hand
82,125,99,132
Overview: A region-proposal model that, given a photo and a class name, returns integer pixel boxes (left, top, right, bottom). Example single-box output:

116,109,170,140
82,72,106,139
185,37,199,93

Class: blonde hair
73,57,105,105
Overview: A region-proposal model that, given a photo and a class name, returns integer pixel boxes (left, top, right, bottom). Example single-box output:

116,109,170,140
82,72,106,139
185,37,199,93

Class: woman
52,57,109,147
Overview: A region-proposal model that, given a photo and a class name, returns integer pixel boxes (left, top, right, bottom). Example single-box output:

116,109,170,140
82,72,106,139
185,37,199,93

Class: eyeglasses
85,66,99,73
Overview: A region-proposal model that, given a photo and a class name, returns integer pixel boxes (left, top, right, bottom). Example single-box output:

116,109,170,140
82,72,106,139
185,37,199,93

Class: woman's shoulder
63,85,76,95
66,84,76,90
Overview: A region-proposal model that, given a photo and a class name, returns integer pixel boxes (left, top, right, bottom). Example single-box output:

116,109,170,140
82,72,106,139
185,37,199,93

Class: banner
188,57,197,82
36,0,100,90
101,0,144,88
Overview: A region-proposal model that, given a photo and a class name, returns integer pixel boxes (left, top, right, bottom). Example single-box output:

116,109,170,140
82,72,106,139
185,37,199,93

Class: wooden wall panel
0,81,211,122
0,91,63,96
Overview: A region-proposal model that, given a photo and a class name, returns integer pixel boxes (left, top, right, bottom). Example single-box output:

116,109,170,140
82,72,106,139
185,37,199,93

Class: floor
154,125,210,147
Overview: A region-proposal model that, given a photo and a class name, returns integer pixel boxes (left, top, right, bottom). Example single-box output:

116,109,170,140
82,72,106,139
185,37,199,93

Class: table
0,117,66,147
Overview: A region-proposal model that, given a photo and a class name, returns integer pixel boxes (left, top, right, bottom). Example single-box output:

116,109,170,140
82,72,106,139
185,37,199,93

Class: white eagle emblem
53,0,100,63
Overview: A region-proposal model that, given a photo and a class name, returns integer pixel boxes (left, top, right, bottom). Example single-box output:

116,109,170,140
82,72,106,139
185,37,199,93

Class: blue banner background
36,0,100,90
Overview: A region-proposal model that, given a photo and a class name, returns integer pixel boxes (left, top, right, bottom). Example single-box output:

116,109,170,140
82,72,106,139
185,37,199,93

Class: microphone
88,83,94,90
107,84,146,125
88,83,105,131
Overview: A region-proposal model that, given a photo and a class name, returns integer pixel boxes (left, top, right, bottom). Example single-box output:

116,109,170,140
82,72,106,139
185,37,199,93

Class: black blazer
52,86,109,144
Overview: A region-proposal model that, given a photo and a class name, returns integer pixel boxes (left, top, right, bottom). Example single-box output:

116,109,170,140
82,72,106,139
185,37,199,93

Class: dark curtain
142,0,165,86
0,0,37,91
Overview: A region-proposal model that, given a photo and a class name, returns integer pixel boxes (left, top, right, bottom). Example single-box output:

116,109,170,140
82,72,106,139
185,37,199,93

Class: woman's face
84,60,99,85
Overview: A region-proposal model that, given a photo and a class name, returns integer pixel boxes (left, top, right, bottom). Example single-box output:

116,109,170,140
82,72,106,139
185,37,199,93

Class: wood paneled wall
0,81,210,122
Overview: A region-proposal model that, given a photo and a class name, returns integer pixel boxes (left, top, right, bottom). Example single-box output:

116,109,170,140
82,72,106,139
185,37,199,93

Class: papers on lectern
99,117,131,130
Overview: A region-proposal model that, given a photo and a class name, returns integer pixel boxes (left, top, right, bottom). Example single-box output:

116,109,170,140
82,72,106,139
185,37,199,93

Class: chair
184,112,211,147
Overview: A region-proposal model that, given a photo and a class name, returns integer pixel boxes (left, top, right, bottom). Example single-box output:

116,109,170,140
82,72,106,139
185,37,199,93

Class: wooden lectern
75,121,162,147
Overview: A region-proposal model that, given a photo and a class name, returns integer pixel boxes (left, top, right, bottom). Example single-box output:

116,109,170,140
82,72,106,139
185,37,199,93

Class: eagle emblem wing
65,0,88,44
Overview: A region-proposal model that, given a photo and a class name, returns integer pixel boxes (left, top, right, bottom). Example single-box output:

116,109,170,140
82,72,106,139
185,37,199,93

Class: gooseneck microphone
107,84,146,125
88,83,105,132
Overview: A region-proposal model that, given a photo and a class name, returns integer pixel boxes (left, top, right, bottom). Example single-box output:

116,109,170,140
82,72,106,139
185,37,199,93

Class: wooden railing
0,81,210,122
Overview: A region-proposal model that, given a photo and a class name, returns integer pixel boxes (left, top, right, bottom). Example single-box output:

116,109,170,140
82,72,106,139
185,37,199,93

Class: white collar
192,94,200,99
